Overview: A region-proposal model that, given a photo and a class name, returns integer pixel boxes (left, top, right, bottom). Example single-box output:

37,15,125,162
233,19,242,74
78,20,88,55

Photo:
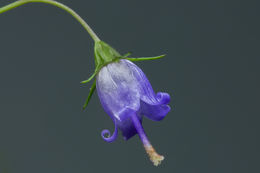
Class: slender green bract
80,69,98,84
82,80,96,110
126,54,166,61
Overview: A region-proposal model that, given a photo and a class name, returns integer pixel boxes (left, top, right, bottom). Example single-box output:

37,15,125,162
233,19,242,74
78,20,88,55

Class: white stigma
144,144,164,166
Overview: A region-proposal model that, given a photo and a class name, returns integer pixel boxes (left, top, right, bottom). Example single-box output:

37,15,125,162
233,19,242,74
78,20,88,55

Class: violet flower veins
96,58,171,166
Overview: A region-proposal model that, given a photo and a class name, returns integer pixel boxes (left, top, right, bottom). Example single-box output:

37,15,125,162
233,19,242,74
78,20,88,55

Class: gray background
0,0,259,173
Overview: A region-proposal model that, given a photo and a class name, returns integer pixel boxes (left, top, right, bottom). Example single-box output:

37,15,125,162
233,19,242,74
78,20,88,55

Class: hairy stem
0,0,100,42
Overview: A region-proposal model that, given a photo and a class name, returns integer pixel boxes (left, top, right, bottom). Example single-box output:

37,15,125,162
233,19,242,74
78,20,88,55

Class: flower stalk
0,0,100,42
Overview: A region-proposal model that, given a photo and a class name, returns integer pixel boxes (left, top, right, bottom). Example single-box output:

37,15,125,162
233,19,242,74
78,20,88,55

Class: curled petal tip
101,128,118,143
156,92,171,105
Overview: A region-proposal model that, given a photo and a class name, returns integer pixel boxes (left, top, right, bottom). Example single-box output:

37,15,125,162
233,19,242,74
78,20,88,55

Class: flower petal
122,60,171,121
115,108,143,140
140,100,171,121
96,61,141,121
101,120,118,143
96,59,171,142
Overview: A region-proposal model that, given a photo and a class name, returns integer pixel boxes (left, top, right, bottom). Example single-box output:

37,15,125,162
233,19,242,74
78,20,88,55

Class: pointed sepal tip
82,81,96,110
125,54,166,62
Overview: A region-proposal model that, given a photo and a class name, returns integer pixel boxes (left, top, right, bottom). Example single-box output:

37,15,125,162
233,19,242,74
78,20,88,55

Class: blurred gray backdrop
0,0,259,173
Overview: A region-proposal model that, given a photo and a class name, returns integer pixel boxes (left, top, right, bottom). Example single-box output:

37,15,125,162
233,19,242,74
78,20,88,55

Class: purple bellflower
0,0,172,167
82,41,171,166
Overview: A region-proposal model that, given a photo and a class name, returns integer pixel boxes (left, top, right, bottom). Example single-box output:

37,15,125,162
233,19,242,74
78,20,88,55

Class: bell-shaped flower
81,41,171,166
96,59,170,165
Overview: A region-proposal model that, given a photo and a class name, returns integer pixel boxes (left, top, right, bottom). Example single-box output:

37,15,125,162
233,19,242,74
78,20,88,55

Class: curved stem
0,0,100,42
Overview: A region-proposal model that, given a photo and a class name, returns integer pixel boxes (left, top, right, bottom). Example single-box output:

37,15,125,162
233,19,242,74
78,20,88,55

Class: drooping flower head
0,0,171,166
82,41,171,166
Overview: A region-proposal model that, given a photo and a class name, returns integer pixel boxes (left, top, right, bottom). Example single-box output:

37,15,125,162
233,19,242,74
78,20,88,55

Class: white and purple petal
96,59,171,142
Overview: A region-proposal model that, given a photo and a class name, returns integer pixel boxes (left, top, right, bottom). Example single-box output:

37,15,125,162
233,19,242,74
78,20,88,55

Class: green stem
0,0,100,42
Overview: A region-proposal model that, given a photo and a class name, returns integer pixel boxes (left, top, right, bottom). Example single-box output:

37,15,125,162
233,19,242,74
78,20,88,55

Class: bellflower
0,0,172,166
81,41,171,166
97,59,170,166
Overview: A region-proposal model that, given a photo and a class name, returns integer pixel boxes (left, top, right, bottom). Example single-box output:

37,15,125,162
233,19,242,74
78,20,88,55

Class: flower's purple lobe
96,59,171,166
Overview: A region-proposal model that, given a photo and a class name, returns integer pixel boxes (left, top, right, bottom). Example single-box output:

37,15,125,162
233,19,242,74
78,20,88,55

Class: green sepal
80,67,99,84
125,54,166,61
81,42,125,84
82,80,96,110
120,52,132,59
94,41,121,67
